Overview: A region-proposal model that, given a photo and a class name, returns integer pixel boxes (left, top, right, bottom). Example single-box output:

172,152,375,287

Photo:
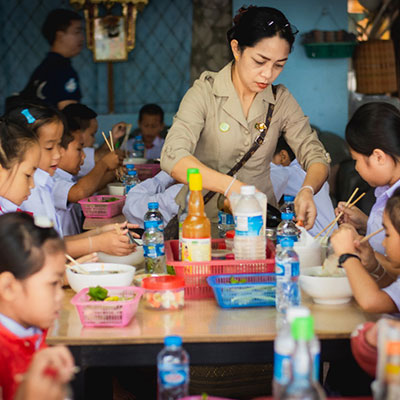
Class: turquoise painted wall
232,0,349,136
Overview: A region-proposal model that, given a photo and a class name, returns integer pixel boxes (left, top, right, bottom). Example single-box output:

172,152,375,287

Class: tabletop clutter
67,170,389,399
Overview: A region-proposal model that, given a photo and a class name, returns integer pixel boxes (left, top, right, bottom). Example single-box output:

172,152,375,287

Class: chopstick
360,227,384,243
109,130,115,151
101,131,113,152
65,254,89,274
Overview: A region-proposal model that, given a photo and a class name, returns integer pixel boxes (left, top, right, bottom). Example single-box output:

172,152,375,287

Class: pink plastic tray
78,195,125,218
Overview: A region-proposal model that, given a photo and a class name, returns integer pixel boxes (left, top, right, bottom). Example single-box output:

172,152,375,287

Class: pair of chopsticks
101,130,115,152
65,254,89,274
315,188,366,241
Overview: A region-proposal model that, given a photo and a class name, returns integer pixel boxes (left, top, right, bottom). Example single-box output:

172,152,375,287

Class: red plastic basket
136,164,161,181
78,195,125,218
165,239,275,299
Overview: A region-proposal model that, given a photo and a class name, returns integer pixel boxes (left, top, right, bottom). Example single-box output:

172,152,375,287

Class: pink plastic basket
165,239,275,300
136,164,161,181
78,195,125,218
71,286,144,327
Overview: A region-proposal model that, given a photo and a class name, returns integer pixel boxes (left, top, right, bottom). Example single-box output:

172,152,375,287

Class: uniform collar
55,168,76,183
0,313,42,338
0,197,19,214
34,168,55,190
375,178,400,200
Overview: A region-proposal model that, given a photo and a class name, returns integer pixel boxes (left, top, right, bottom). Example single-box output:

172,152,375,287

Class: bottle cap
225,230,235,239
283,195,295,202
187,168,200,181
164,335,183,347
127,170,137,176
287,306,311,323
291,316,314,341
136,135,143,140
143,275,185,290
280,238,294,248
240,185,256,195
189,173,202,191
126,164,135,169
281,212,294,220
148,202,159,209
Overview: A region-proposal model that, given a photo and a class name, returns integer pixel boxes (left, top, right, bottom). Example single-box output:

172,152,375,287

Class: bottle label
314,352,320,381
218,211,234,225
158,364,189,388
144,220,164,232
181,237,211,261
125,183,136,194
235,214,263,236
276,234,298,244
143,243,165,258
273,352,291,385
276,261,300,278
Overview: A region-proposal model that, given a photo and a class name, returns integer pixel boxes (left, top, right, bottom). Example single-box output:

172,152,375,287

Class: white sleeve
53,178,75,211
383,278,400,312
270,164,289,202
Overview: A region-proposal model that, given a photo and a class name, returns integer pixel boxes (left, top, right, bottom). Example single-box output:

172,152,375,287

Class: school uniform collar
0,313,42,339
55,168,76,183
374,178,400,201
34,168,55,191
0,197,19,213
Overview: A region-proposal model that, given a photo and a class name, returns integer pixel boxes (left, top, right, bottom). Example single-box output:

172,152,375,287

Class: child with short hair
0,212,75,400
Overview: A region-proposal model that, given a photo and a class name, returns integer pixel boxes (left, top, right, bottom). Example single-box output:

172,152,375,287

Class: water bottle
277,212,299,244
142,220,166,274
217,211,235,238
233,185,266,260
157,335,189,400
144,202,164,232
275,238,301,314
280,195,295,215
273,307,320,399
132,135,145,158
124,170,140,194
281,316,326,400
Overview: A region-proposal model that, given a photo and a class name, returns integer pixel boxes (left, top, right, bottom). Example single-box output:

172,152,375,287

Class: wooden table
47,289,380,399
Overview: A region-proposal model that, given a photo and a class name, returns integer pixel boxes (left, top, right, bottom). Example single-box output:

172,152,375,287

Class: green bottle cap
187,168,199,181
291,316,314,341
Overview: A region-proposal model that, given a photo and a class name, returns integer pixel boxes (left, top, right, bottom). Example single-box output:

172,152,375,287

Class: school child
0,118,40,213
6,104,138,258
271,136,336,236
62,103,125,178
126,104,165,159
335,102,400,276
0,212,75,400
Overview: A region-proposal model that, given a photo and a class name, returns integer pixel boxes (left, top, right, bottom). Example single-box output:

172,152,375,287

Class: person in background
271,135,336,236
62,103,126,178
0,212,75,400
125,103,165,159
19,9,84,110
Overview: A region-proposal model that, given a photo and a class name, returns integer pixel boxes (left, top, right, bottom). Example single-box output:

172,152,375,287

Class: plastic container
225,230,234,251
132,135,145,158
165,239,275,299
142,275,184,310
280,195,295,215
217,210,235,238
71,286,144,327
207,273,276,308
125,170,140,194
142,220,166,274
78,195,125,218
144,202,164,231
107,182,125,196
276,212,299,244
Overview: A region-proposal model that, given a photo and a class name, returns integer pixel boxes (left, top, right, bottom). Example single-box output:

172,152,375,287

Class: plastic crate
71,286,144,327
165,239,275,299
78,195,125,218
136,164,161,181
207,273,276,308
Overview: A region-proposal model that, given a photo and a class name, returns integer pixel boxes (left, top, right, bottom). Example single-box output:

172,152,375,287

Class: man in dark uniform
20,9,84,109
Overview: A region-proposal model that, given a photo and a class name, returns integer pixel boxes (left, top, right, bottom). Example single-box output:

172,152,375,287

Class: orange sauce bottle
181,173,211,261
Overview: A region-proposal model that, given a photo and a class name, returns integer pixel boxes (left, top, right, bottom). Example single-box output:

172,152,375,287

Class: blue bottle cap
280,238,294,248
127,170,137,176
281,212,294,220
136,135,143,140
283,195,295,202
148,202,159,209
126,164,135,169
164,335,182,347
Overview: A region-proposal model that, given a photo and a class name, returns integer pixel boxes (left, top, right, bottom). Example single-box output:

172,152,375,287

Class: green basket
304,42,357,59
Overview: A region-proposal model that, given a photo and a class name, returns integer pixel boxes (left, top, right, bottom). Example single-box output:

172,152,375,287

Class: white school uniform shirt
78,147,95,178
126,136,165,160
53,168,83,236
123,171,181,228
20,168,63,236
270,160,336,237
0,197,22,215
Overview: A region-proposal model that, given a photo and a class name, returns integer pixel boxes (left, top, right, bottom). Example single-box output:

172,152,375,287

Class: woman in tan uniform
161,6,330,230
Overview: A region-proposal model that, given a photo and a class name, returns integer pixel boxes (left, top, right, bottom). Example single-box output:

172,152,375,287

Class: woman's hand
335,202,368,232
294,188,316,230
330,224,358,256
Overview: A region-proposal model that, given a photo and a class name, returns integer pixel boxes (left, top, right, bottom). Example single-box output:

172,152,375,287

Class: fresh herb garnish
88,286,108,301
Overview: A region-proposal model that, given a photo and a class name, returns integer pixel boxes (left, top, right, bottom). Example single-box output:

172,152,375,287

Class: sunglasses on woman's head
265,20,299,36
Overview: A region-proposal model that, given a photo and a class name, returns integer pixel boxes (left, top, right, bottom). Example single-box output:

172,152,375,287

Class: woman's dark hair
227,6,296,54
42,8,82,45
346,102,400,163
62,103,97,132
0,118,38,169
385,188,400,235
0,213,65,280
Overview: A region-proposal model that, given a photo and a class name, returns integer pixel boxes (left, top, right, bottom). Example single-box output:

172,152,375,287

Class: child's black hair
346,102,400,163
273,135,295,161
42,8,82,45
139,104,164,123
0,117,38,169
0,213,64,280
62,103,97,131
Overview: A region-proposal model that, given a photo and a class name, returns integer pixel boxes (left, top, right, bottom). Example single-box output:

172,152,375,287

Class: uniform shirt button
244,129,250,135
169,153,176,159
239,151,245,156
236,157,241,163
244,140,250,146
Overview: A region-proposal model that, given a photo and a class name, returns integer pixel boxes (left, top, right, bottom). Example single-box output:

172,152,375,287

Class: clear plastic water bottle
144,202,164,232
157,335,189,400
280,195,295,215
142,220,166,274
217,211,235,238
124,170,140,194
277,212,299,244
233,185,266,260
121,164,135,185
281,316,326,400
273,307,320,399
132,135,145,158
275,238,301,314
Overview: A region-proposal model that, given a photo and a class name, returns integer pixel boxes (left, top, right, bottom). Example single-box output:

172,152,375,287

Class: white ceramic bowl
97,246,144,267
299,266,353,305
107,182,125,196
66,263,136,293
123,157,147,165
